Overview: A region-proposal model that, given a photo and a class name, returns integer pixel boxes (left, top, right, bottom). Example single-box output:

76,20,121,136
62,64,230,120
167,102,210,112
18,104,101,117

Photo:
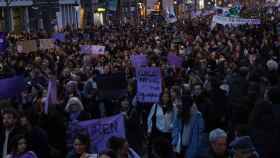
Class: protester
19,112,49,158
65,97,91,122
150,137,174,158
172,96,204,158
107,136,140,158
229,136,259,158
197,128,229,158
0,109,24,158
66,134,97,158
0,5,280,158
249,86,280,158
6,135,37,158
147,91,175,157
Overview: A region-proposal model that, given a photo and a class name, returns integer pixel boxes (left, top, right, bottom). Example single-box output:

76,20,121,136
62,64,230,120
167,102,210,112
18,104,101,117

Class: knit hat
209,128,227,142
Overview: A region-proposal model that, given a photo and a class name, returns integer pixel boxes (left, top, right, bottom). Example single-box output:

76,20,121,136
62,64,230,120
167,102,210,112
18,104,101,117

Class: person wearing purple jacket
6,135,37,158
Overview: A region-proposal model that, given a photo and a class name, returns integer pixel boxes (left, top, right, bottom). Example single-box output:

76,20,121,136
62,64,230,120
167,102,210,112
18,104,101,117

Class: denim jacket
172,111,204,158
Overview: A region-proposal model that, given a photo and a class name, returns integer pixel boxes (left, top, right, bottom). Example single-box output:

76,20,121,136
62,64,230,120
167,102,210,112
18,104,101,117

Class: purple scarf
9,151,37,158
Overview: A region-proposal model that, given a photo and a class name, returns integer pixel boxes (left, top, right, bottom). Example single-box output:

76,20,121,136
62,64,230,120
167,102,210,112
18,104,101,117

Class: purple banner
52,33,65,42
130,55,148,67
78,113,125,153
0,76,25,98
80,45,92,54
0,32,7,53
136,67,162,103
167,53,183,67
44,79,58,114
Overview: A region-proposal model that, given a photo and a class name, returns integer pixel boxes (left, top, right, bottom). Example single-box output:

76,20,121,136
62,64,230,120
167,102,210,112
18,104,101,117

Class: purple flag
167,53,183,67
136,67,162,103
52,33,65,42
80,45,92,54
130,54,148,67
0,76,25,98
0,32,7,53
78,113,125,153
44,79,58,114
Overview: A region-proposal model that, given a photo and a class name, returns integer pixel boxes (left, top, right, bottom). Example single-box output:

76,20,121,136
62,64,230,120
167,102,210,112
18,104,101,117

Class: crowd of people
0,6,280,158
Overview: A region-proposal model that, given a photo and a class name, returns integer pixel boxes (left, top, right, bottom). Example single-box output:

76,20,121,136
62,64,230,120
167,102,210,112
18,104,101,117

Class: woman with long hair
7,135,37,158
172,95,205,158
66,134,97,158
147,90,175,158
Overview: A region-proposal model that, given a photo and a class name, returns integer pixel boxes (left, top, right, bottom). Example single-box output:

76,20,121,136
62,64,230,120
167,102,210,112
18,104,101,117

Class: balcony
0,0,33,6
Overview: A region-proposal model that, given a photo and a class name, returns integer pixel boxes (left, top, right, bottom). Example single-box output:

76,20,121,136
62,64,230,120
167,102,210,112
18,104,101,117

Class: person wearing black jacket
0,108,24,158
19,112,49,158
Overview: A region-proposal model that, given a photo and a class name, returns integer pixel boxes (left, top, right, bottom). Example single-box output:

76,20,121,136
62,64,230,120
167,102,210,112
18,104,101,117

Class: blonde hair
64,97,84,113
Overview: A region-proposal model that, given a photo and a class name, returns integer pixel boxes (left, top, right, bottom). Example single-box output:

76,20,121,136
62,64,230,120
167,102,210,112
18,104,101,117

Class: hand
80,153,89,158
147,132,151,139
173,146,177,152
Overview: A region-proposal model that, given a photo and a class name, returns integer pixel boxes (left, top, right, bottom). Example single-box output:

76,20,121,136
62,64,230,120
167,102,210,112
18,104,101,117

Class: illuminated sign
97,8,106,12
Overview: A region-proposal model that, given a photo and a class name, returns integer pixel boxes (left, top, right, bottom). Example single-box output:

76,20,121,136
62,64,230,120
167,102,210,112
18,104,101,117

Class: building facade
0,0,82,32
0,0,33,32
57,0,81,30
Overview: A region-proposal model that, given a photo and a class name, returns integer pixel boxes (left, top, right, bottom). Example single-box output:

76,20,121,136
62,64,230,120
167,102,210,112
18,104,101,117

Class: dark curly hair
8,134,31,155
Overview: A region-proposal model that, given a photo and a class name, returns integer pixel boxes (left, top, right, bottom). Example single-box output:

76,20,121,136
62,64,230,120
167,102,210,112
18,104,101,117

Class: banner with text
136,67,162,103
212,15,261,26
80,45,106,55
78,113,125,153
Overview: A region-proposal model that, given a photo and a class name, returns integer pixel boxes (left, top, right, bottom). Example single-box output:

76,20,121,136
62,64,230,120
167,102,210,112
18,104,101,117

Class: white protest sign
91,45,106,55
39,39,55,50
212,15,261,26
16,40,37,53
80,45,106,55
